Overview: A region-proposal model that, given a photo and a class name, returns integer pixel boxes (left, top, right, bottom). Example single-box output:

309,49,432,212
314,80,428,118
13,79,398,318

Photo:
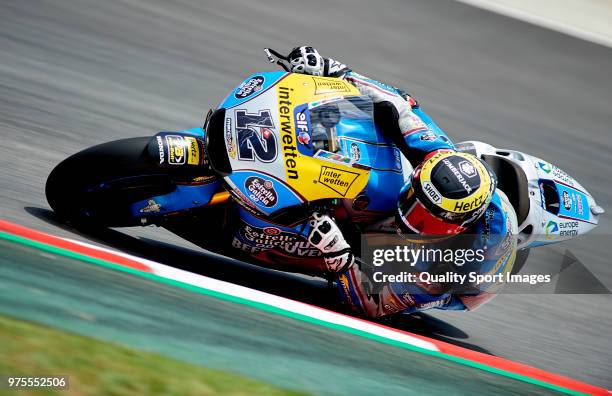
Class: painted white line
456,0,612,48
62,237,439,352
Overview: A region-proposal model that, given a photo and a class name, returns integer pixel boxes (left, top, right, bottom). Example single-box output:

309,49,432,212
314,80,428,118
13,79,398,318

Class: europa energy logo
538,161,553,173
545,220,559,237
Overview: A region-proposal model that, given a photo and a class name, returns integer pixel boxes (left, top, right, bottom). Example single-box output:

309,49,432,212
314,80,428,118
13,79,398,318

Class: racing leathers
339,190,518,317
230,47,518,318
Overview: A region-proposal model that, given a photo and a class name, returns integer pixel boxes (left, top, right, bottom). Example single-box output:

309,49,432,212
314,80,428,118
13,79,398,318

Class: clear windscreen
306,96,374,153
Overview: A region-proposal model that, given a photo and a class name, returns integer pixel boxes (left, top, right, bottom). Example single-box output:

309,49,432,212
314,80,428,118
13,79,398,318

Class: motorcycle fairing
129,182,221,219
219,71,286,109
223,170,303,215
231,207,326,273
218,72,372,215
337,137,403,173
457,141,602,249
148,129,207,168
129,128,221,219
553,182,591,222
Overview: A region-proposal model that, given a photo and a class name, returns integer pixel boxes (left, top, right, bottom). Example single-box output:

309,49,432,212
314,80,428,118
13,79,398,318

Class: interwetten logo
278,86,299,179
318,166,360,196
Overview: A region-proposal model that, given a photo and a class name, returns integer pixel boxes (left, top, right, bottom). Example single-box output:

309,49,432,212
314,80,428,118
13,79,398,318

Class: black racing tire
45,137,175,227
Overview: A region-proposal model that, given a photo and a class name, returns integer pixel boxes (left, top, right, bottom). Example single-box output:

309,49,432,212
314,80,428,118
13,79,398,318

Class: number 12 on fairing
236,109,277,162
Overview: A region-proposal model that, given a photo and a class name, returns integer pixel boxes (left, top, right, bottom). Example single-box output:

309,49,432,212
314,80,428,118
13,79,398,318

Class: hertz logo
453,194,485,213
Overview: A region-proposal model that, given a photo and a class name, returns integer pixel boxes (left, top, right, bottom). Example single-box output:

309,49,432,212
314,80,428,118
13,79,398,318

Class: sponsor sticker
559,220,579,237
481,208,495,239
163,135,200,166
452,194,486,213
416,299,446,310
278,86,299,179
443,158,473,194
185,136,200,165
422,181,442,204
263,227,281,236
576,194,584,215
401,292,415,306
225,117,236,159
245,176,278,208
296,108,311,145
293,103,313,156
556,183,590,221
419,131,438,142
312,77,351,95
314,150,352,165
552,166,575,186
238,224,322,257
393,148,402,171
139,199,162,213
350,143,361,162
458,160,477,178
545,220,558,238
166,135,186,165
538,161,552,174
190,176,216,184
317,166,360,196
562,191,572,210
156,136,164,164
338,275,355,306
235,75,265,99
298,131,310,145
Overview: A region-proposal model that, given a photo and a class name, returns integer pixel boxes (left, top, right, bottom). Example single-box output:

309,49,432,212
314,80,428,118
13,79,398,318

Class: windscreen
304,96,374,154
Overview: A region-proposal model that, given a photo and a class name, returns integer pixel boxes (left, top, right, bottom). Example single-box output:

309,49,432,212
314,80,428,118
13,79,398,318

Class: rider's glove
307,212,355,273
288,46,350,77
289,46,324,76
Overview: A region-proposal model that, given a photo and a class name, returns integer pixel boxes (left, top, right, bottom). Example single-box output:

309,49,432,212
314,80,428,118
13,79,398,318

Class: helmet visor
399,194,466,236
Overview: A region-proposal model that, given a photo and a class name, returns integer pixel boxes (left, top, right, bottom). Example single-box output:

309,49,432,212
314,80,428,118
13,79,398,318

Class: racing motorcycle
46,49,605,276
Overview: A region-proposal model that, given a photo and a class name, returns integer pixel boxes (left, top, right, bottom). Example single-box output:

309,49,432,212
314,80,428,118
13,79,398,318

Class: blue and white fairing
457,141,604,249
219,71,286,110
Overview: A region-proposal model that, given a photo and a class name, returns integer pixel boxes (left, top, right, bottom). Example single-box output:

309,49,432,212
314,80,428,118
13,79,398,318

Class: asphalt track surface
0,238,565,395
1,0,611,389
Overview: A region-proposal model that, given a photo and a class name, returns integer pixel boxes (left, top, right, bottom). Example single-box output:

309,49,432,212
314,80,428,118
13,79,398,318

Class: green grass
0,315,308,396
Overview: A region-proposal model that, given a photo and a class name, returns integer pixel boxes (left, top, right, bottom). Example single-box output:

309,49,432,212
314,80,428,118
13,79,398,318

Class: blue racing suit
338,191,518,317
229,56,518,318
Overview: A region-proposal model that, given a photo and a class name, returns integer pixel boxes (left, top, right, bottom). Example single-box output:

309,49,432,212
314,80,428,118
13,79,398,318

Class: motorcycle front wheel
45,137,175,227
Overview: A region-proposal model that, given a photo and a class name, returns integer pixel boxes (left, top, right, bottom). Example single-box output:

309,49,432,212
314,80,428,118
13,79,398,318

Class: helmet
396,150,496,238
